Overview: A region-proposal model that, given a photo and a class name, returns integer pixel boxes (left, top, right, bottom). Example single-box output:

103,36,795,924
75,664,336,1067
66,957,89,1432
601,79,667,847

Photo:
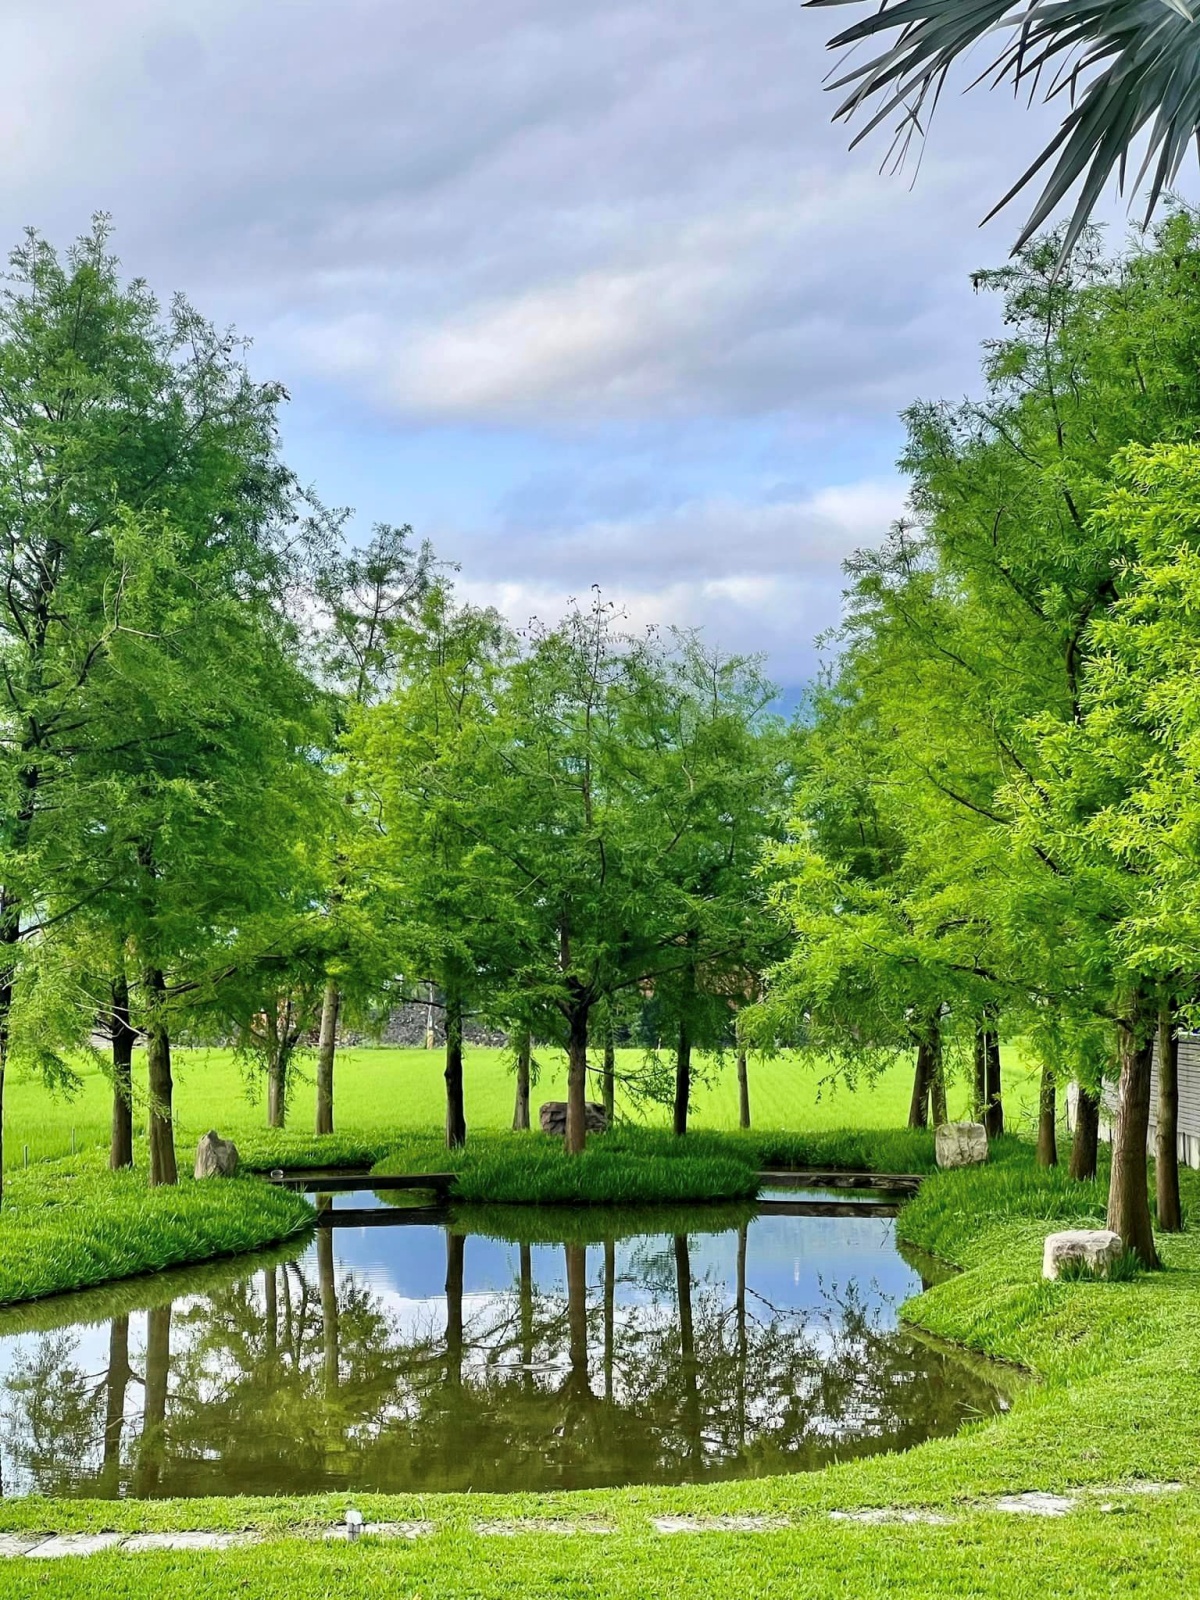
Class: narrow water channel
0,1196,1004,1498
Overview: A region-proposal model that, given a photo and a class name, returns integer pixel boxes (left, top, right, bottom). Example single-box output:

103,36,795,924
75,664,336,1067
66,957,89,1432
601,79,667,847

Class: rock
935,1120,988,1169
194,1130,240,1179
539,1101,609,1136
1042,1229,1123,1281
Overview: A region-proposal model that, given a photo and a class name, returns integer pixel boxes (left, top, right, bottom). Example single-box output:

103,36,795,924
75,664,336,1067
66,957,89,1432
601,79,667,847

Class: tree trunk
1036,1066,1058,1167
603,1237,615,1402
1156,1003,1182,1233
1069,1084,1100,1182
674,1233,701,1469
101,1316,132,1494
445,1228,464,1390
264,1267,278,1362
0,900,17,1211
314,978,340,1137
145,971,177,1188
318,1224,339,1398
930,1042,948,1127
565,1241,589,1398
602,1026,615,1124
564,993,590,1155
266,1043,287,1130
907,1041,930,1129
984,1030,1004,1138
737,1046,751,1130
512,1029,531,1131
109,973,136,1171
444,988,467,1149
972,1028,987,1122
673,1016,691,1137
519,1241,534,1390
1107,992,1160,1268
136,1304,171,1495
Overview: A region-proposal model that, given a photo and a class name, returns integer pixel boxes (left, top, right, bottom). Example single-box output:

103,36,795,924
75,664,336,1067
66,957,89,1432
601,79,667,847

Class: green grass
371,1124,940,1204
3,1041,1047,1165
1,1147,1198,1594
0,1154,313,1307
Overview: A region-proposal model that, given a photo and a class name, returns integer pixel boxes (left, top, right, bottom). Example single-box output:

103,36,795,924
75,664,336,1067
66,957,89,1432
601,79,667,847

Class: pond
0,1194,1007,1498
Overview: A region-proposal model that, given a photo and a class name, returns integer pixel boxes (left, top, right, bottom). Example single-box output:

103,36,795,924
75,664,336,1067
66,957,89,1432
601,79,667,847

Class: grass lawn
3,1041,1047,1165
0,1155,313,1307
0,1145,1196,1597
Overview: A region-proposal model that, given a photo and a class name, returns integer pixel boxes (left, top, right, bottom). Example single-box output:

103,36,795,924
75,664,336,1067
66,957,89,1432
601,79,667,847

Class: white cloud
448,476,907,683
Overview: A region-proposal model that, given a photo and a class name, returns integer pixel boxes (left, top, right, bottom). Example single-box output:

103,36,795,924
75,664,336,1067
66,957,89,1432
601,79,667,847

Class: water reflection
0,1206,1006,1498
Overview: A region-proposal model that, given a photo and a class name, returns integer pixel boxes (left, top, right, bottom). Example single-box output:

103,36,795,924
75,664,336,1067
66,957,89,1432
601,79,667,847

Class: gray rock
194,1130,240,1179
539,1101,609,1136
935,1120,988,1169
1042,1229,1124,1281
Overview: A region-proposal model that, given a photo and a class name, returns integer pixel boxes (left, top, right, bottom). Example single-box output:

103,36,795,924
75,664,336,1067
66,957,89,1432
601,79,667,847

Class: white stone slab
0,1536,46,1558
651,1515,787,1534
26,1533,125,1558
121,1531,258,1553
994,1493,1076,1517
829,1508,952,1525
324,1521,432,1541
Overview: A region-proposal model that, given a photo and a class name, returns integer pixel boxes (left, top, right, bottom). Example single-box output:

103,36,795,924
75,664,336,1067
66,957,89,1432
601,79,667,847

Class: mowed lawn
6,1041,1046,1163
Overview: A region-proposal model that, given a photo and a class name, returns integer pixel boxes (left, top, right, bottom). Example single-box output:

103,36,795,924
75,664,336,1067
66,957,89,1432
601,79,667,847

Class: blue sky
0,0,1172,698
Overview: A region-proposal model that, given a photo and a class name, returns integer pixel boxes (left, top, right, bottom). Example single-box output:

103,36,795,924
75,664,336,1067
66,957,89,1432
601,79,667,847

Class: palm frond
810,0,1200,256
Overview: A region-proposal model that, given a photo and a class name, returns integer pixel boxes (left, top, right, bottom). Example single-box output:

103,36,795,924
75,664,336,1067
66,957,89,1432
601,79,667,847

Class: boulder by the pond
539,1101,609,1136
194,1130,240,1179
935,1120,988,1170
1043,1229,1123,1281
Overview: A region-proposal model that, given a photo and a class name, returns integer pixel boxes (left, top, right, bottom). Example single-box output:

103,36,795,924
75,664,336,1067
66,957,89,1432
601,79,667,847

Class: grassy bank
0,1144,1197,1596
370,1124,938,1204
3,1042,1047,1164
0,1155,314,1307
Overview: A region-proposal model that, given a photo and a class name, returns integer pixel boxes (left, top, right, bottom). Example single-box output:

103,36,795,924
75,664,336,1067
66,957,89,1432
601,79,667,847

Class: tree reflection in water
0,1212,1006,1498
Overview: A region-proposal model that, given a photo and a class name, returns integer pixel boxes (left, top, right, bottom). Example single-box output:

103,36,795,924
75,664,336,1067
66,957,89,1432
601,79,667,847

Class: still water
0,1199,1004,1498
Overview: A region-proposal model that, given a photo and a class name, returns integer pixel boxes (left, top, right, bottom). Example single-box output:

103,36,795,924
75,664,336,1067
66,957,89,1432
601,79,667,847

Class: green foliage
817,0,1200,257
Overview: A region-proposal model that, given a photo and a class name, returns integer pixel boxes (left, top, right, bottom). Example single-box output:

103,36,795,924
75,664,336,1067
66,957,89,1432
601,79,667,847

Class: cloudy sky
0,0,1169,696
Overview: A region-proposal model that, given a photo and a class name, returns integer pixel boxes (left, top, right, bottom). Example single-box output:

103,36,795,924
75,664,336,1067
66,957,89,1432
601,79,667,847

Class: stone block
539,1101,608,1136
26,1534,124,1559
935,1121,988,1169
1042,1229,1124,1281
194,1130,240,1179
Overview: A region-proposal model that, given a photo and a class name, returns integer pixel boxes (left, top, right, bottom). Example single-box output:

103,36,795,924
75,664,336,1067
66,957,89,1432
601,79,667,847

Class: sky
0,0,1173,699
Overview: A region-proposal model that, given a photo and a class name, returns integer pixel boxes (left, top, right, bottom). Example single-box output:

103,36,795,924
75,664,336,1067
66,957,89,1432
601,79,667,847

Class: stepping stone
473,1520,615,1537
26,1534,125,1558
829,1509,951,1526
994,1493,1076,1517
651,1515,786,1534
0,1536,46,1558
1121,1482,1184,1495
324,1522,432,1541
121,1532,258,1553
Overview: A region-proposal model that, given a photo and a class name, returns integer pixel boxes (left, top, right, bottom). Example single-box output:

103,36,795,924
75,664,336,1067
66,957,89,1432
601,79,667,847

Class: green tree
351,590,516,1147
310,522,436,1135
0,218,326,1201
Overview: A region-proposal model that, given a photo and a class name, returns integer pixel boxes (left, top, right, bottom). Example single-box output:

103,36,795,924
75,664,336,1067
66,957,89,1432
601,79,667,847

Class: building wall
1075,1033,1200,1170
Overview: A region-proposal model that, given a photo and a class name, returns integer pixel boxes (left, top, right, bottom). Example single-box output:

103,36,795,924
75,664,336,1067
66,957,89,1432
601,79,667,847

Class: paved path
0,1485,1185,1557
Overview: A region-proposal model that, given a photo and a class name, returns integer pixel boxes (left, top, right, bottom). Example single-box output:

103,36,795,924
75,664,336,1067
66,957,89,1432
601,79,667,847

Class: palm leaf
810,0,1200,255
